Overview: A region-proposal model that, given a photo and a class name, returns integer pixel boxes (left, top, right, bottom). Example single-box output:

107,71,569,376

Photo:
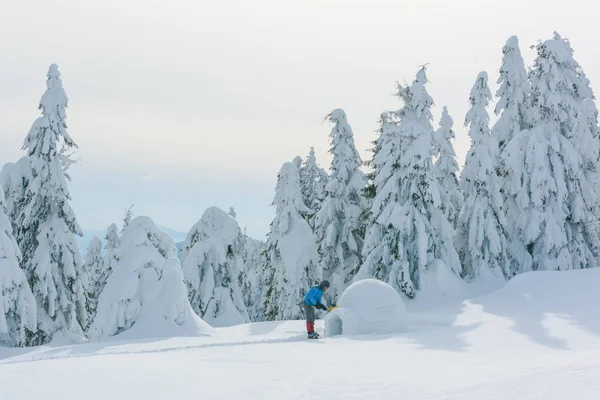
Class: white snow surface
3,268,600,399
324,279,407,337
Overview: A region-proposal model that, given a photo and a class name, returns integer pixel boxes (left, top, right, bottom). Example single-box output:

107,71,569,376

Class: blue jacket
304,286,323,306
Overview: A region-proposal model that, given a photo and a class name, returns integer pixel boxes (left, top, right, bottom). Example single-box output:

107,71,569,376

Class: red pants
306,321,315,333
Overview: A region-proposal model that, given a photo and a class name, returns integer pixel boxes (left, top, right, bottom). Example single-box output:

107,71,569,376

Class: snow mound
324,279,407,337
90,216,213,340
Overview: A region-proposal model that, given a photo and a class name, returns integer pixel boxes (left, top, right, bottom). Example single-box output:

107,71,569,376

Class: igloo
324,279,408,337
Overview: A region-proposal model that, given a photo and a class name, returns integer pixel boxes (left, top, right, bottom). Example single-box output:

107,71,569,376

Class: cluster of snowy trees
2,32,600,346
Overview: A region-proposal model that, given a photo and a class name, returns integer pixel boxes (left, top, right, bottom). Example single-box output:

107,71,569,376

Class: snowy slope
2,269,600,399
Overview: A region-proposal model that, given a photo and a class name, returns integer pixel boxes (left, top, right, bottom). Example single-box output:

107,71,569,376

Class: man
304,280,330,339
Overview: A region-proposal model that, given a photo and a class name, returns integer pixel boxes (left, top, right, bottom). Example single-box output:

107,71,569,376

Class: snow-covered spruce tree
84,236,105,326
15,64,88,345
263,162,319,320
90,216,200,338
356,67,462,297
299,147,328,226
0,192,36,347
433,106,463,228
182,207,250,327
314,109,366,305
502,33,598,274
455,72,508,281
492,36,530,154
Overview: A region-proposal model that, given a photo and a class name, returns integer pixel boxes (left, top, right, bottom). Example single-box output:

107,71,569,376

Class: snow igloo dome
324,279,408,337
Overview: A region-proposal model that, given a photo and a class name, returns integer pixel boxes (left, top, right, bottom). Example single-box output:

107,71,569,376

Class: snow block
324,279,408,337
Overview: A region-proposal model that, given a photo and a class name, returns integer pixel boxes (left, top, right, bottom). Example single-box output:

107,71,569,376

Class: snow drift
324,279,407,337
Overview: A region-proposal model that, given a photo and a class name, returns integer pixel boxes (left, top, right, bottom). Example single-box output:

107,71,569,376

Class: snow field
2,268,600,399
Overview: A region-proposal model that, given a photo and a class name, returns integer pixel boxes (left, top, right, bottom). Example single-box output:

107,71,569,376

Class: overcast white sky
1,0,599,239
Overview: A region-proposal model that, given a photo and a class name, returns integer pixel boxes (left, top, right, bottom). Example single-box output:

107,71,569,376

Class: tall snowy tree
181,207,250,327
503,33,597,274
90,216,195,339
13,64,88,344
0,192,36,347
356,67,462,297
314,109,366,304
84,236,105,327
492,36,530,153
299,147,328,225
433,106,463,227
263,162,319,320
455,72,508,280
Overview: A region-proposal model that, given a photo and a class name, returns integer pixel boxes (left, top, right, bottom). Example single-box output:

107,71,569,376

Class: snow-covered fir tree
299,147,328,225
455,72,508,280
492,36,530,153
263,162,319,320
13,64,88,345
357,67,461,298
90,216,196,338
181,207,250,327
433,106,463,228
0,192,36,347
314,109,366,305
84,236,105,327
503,33,598,274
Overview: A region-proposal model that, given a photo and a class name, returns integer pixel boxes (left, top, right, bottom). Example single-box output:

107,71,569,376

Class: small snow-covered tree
299,147,328,225
456,72,508,280
0,192,36,347
357,67,461,297
15,64,88,345
263,162,320,320
314,110,366,304
492,36,530,153
84,236,105,326
434,106,463,227
121,205,134,233
228,207,237,219
182,207,250,327
90,216,198,338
